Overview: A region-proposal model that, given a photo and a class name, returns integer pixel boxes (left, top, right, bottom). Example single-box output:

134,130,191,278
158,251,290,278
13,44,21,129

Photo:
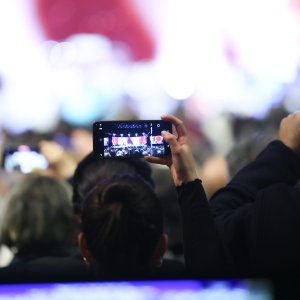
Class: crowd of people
103,145,165,158
0,110,299,285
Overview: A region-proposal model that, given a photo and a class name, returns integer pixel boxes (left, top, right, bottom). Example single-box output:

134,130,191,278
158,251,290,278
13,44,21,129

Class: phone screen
2,145,49,173
93,120,172,158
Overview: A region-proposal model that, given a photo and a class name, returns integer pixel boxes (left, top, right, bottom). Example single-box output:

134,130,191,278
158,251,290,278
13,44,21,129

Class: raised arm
209,112,300,271
211,112,300,216
145,115,230,275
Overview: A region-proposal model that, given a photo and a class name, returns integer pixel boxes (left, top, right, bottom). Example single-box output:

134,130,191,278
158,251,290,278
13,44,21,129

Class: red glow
35,0,155,61
155,135,163,143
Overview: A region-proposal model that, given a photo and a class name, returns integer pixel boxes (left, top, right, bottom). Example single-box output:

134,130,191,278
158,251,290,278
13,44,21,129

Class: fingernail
161,130,169,136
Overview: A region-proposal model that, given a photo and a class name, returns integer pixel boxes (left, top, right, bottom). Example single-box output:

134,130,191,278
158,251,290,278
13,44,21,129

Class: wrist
176,175,199,186
278,139,300,157
176,178,201,188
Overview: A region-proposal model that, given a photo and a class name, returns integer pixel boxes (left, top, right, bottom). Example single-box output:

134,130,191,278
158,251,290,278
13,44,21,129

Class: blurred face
70,129,93,159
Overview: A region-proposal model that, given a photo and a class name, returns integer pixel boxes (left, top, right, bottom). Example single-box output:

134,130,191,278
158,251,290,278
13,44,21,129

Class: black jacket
210,140,300,276
177,179,231,277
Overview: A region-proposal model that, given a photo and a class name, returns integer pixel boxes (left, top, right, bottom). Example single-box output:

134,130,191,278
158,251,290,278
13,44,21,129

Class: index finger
161,115,188,138
144,155,171,167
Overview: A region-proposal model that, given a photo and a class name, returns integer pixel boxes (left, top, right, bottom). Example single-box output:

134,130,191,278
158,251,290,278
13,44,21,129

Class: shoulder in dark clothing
0,254,91,283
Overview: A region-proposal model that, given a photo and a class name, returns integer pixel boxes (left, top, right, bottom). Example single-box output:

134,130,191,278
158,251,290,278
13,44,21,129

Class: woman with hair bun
78,175,168,279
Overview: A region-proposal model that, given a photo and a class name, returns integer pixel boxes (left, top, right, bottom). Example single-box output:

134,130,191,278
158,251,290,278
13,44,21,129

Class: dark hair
71,152,154,215
1,174,75,256
81,174,163,278
226,131,275,178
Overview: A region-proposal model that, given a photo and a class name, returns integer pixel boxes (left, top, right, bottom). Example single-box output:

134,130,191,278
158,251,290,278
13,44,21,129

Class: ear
153,233,168,261
78,232,92,263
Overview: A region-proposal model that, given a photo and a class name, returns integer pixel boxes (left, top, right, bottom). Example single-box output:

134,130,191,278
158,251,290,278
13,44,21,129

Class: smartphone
93,120,172,158
2,145,49,173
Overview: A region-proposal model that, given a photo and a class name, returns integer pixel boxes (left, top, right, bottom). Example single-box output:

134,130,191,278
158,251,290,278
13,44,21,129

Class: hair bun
102,182,135,205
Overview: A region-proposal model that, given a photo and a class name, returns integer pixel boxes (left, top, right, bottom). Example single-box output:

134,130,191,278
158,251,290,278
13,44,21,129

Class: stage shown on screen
93,120,172,158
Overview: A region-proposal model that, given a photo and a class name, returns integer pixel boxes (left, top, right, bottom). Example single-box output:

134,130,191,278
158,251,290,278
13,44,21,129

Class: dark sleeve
209,140,300,258
177,179,231,276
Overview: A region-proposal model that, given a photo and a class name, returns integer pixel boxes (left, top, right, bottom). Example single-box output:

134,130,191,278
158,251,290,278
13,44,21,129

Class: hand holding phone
145,115,198,186
93,120,172,158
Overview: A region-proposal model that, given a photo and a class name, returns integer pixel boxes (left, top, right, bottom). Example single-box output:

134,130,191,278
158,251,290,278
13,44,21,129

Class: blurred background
1,0,300,267
1,0,300,173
